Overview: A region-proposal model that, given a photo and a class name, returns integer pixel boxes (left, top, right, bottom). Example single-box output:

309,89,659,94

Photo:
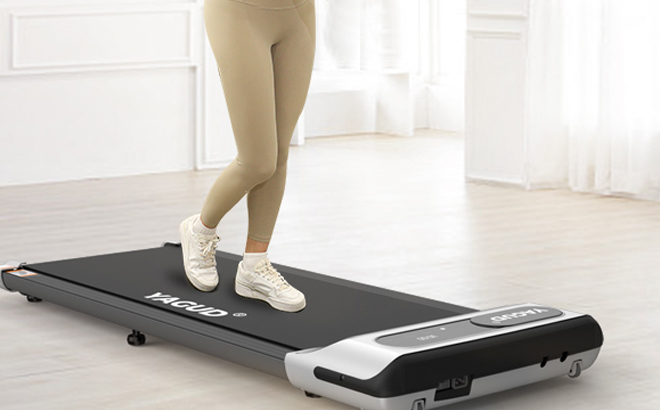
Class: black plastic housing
313,315,603,398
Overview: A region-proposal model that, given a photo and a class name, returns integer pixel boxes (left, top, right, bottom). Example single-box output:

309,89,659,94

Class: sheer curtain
315,0,412,71
313,1,465,133
529,0,660,200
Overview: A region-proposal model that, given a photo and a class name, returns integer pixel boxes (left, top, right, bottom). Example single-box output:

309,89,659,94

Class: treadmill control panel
375,306,564,348
376,320,485,348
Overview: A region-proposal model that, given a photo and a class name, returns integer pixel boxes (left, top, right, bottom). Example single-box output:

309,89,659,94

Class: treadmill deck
22,245,475,350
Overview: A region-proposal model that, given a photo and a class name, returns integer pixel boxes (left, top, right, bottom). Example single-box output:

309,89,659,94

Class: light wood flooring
1,130,658,409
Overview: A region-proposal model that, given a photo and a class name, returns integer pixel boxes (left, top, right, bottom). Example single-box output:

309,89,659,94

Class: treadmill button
470,306,563,328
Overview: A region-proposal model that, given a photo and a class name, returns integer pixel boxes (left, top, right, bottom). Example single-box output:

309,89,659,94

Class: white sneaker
235,258,306,312
179,214,220,292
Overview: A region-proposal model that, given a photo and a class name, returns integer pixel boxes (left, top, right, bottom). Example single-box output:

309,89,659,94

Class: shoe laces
197,235,220,268
255,260,290,291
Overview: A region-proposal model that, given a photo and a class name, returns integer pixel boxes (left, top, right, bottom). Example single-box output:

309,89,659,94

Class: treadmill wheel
20,293,42,303
127,330,146,346
304,391,321,399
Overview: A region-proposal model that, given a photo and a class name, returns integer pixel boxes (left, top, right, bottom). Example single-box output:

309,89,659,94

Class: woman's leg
181,0,285,292
232,0,315,312
200,0,282,231
190,0,314,310
245,0,317,245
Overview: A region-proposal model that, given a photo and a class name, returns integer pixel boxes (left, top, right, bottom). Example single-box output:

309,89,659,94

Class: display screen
376,320,488,348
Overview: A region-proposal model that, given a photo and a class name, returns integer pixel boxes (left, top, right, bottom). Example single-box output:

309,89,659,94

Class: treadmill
1,242,603,410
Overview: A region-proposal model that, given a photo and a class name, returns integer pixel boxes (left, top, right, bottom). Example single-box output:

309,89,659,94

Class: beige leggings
200,0,316,242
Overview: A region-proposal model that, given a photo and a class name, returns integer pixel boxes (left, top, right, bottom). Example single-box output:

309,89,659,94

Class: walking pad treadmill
1,243,603,410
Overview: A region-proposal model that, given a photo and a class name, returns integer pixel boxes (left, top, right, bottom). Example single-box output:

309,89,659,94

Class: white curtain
529,0,660,200
314,0,466,132
315,0,411,71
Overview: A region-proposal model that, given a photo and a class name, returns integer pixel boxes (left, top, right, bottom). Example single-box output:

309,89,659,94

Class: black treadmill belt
24,246,474,350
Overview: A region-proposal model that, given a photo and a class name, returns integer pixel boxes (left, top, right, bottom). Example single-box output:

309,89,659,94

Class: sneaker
179,214,220,292
235,258,306,312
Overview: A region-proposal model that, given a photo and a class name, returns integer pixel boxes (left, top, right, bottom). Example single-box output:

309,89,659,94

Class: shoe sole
235,279,306,313
179,217,218,292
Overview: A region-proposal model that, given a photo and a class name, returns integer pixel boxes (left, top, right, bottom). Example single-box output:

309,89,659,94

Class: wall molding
0,61,198,77
468,11,527,19
468,0,529,19
10,5,195,72
0,0,211,187
467,30,523,40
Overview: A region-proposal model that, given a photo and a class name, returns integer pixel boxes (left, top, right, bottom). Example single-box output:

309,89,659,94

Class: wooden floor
1,130,658,409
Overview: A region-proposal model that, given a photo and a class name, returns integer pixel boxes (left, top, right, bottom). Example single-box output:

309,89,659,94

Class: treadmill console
376,320,483,348
376,306,564,348
286,303,603,410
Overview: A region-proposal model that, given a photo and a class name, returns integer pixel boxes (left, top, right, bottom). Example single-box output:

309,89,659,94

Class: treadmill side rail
2,267,294,379
285,304,604,410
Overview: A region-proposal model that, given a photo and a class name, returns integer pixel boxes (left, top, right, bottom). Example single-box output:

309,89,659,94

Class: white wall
1,0,465,187
0,0,216,186
0,0,308,183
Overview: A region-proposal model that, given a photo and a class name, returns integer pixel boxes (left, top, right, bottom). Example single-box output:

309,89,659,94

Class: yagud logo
490,308,549,324
145,291,239,318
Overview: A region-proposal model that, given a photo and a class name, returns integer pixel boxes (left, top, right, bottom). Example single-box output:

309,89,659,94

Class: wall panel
0,0,222,186
11,9,192,70
465,0,530,185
